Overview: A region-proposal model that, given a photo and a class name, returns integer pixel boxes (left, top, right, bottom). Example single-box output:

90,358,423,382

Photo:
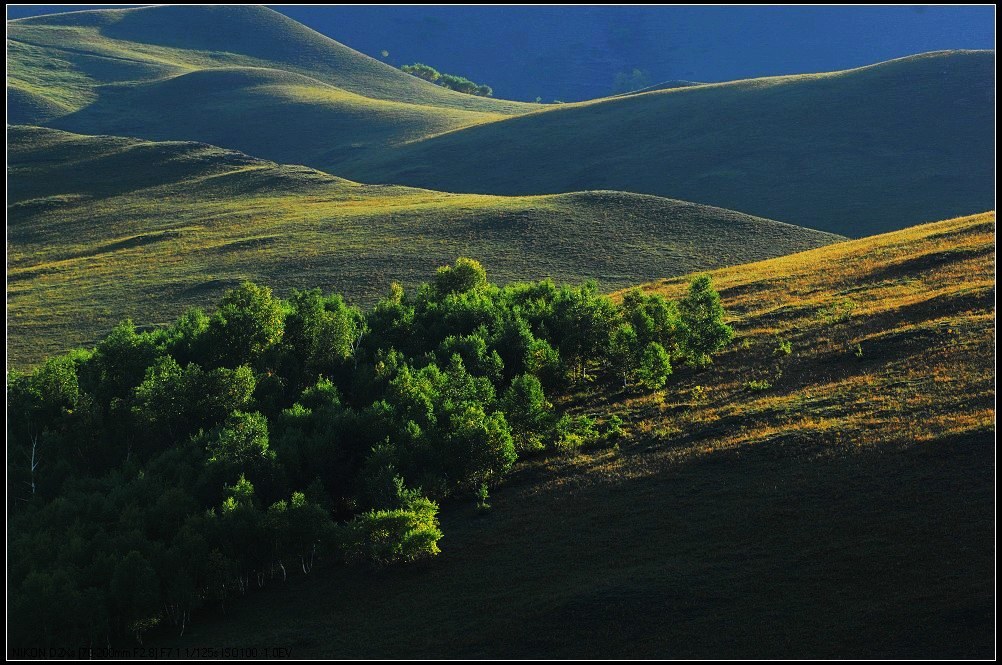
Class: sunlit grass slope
341,51,995,237
153,212,994,658
7,5,535,162
6,126,842,367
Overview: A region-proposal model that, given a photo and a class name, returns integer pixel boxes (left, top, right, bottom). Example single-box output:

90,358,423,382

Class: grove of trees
401,63,494,97
7,259,731,647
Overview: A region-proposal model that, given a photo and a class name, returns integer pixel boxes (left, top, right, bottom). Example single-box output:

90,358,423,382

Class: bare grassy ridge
152,213,994,658
6,126,842,367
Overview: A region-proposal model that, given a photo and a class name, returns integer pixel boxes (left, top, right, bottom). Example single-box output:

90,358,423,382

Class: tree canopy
401,63,494,97
7,259,731,646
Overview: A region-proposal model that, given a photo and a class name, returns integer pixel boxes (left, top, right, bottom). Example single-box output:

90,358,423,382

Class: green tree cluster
401,62,493,97
7,260,730,646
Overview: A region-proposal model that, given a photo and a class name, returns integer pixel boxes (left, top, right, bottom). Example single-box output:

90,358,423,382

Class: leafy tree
548,282,618,381
205,411,275,467
433,257,488,296
13,569,84,644
213,477,264,593
222,474,257,511
25,355,81,422
525,337,562,389
283,289,365,382
193,365,257,426
283,491,331,573
7,260,735,645
488,314,535,383
448,406,516,487
636,342,672,390
132,355,187,441
84,320,157,406
110,551,160,641
678,275,733,365
438,333,503,383
133,360,255,445
377,354,513,492
439,73,479,94
501,374,551,452
337,494,443,565
609,322,639,387
621,289,683,354
209,282,284,367
164,307,210,366
553,413,600,450
400,62,441,82
401,63,493,96
364,283,416,359
613,67,651,93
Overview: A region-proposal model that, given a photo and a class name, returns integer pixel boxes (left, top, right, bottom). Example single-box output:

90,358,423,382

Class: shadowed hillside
7,126,842,366
340,51,995,237
29,67,508,169
150,212,994,658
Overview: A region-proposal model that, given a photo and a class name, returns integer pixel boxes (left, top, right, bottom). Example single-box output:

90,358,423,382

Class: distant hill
7,5,535,162
151,212,994,657
338,50,995,237
7,126,842,366
7,5,995,103
8,8,993,237
8,5,535,115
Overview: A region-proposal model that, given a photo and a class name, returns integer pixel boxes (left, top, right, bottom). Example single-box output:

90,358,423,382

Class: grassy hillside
9,9,992,237
38,67,508,169
150,212,994,658
8,5,536,114
7,126,842,367
7,5,536,162
339,51,995,237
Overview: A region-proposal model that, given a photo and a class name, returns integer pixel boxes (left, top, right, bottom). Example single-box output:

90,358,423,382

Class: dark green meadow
160,439,991,658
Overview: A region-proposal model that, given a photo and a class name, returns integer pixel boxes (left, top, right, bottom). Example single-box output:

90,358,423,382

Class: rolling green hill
6,126,842,367
8,5,536,115
151,212,995,658
7,5,535,161
8,7,993,238
338,51,995,237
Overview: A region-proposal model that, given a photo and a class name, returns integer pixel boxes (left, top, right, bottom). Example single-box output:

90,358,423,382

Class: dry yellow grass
553,211,995,483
